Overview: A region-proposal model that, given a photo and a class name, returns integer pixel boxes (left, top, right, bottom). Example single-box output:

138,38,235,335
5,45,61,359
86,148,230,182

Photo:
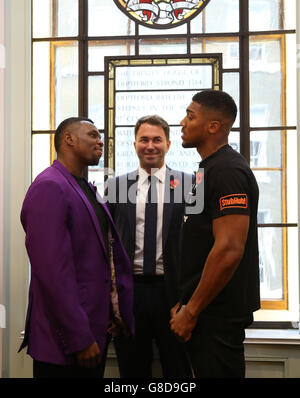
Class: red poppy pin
170,178,180,189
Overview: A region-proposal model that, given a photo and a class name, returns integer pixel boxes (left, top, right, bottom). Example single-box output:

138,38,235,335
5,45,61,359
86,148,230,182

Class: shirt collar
138,164,166,185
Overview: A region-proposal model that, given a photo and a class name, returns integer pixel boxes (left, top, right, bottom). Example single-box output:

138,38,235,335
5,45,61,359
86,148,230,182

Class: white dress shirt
133,165,166,275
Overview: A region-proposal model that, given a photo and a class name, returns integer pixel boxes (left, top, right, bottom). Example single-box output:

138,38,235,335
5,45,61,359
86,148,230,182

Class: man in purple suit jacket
19,117,134,378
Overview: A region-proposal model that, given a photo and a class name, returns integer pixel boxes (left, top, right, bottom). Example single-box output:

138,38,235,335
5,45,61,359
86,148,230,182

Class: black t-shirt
180,145,260,317
73,176,109,253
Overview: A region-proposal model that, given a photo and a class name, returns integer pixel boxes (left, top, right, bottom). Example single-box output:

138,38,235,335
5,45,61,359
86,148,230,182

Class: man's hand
170,302,180,319
170,305,197,343
76,341,101,368
108,319,131,338
108,321,119,337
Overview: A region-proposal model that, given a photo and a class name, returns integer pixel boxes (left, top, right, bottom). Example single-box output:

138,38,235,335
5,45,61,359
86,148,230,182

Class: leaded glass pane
254,170,282,224
32,134,52,180
33,41,78,131
286,34,297,126
54,44,78,128
89,75,105,129
138,23,187,35
250,131,281,168
32,42,51,130
228,131,240,153
249,0,296,31
259,227,283,300
223,72,240,128
89,0,135,36
89,41,135,72
204,38,239,69
250,37,282,127
32,0,78,38
286,130,298,224
191,0,239,34
139,39,187,55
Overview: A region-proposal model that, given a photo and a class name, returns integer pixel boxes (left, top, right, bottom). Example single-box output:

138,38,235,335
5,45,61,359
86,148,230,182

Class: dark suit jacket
19,160,134,365
105,167,192,308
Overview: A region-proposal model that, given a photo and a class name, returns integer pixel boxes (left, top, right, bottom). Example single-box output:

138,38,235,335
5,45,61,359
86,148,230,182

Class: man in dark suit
105,115,192,378
19,117,134,378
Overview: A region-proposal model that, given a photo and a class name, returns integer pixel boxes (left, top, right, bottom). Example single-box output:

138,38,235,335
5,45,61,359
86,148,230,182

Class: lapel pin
170,178,180,190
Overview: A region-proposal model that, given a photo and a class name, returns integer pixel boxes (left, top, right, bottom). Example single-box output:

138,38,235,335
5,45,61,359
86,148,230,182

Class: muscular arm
170,214,249,342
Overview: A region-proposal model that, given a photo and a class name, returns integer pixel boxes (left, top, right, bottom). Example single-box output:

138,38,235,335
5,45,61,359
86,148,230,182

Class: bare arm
170,214,249,342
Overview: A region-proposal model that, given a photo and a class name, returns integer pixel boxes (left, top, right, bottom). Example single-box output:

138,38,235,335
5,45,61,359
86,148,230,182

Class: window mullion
78,0,88,117
239,0,250,163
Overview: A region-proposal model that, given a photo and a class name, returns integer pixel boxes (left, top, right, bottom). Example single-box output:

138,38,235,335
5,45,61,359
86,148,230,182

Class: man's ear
64,131,75,147
208,120,221,134
166,140,171,153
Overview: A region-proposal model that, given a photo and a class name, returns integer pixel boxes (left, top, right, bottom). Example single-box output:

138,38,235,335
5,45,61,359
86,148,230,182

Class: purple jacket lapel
93,186,125,245
52,161,109,260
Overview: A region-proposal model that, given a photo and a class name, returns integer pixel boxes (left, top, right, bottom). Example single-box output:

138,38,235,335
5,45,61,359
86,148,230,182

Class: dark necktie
143,176,158,275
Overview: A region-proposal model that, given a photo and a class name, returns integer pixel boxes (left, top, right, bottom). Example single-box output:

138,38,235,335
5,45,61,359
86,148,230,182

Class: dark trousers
114,277,192,378
33,343,108,378
186,313,253,378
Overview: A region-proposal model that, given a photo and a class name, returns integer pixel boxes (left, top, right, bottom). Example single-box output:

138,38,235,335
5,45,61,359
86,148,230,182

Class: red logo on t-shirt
195,172,203,185
219,194,248,211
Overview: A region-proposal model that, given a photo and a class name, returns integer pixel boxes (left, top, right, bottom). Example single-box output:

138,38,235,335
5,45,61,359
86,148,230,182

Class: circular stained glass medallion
113,0,211,29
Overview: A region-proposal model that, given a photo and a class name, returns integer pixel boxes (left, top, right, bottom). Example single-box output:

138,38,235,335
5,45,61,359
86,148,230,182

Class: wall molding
0,0,5,377
2,0,32,378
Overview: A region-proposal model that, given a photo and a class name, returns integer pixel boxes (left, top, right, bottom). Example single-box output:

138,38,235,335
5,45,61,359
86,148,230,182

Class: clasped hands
169,302,198,343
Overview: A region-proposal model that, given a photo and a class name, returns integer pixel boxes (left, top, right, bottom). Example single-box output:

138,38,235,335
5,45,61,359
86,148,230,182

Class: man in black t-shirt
170,90,260,378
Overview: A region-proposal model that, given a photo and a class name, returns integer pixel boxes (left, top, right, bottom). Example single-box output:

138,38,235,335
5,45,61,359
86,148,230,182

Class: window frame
31,0,297,316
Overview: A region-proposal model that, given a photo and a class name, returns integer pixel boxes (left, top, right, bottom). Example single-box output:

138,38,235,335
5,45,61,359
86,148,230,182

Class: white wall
2,0,32,377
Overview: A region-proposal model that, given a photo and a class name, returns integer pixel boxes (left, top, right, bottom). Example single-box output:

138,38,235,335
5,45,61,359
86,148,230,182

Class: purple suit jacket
19,160,134,365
